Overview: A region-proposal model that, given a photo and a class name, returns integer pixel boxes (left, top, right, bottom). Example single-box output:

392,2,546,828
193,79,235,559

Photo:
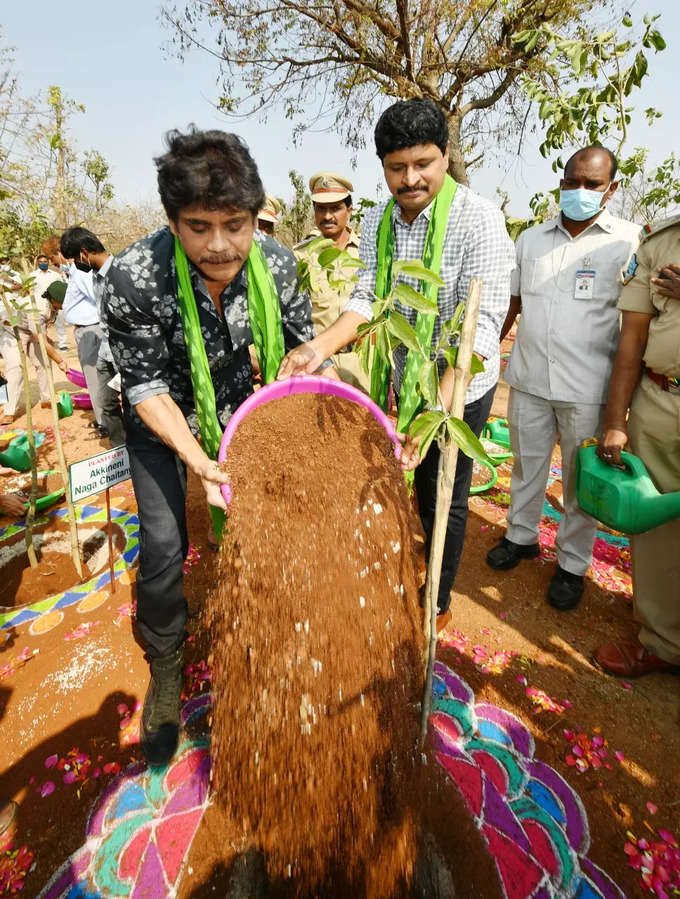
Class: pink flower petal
41,781,55,797
646,801,659,815
63,771,77,784
45,754,58,769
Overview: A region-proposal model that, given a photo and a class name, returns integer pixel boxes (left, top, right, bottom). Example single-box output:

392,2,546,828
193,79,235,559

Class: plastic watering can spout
576,444,680,535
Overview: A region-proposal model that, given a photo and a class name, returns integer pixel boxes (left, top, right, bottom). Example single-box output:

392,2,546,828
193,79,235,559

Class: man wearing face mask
29,254,65,323
60,228,106,437
486,145,639,611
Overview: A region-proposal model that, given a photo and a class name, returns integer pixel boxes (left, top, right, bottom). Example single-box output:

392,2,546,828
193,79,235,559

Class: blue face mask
559,186,609,222
38,262,49,271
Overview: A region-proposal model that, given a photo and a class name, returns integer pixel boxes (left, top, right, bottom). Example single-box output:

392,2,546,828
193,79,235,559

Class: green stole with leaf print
174,236,285,539
371,174,457,434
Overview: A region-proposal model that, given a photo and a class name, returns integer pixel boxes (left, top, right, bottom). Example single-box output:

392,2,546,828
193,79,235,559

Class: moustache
398,185,427,195
320,220,337,226
200,254,240,265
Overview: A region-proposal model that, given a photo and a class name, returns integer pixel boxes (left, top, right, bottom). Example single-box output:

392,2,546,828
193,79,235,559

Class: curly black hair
155,127,265,220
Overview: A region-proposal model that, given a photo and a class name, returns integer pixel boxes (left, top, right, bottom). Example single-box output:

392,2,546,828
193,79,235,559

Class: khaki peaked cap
309,172,354,203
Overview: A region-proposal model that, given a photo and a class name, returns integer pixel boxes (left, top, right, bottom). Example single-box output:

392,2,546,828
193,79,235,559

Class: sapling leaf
318,247,342,267
393,282,438,314
392,260,445,287
304,237,334,254
386,311,420,353
371,299,390,318
376,323,393,367
356,321,375,337
418,360,439,408
443,347,458,370
334,255,366,270
409,411,446,463
445,418,492,465
359,334,371,375
470,354,485,376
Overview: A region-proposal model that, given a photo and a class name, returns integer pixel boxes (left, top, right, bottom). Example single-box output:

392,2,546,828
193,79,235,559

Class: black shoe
547,567,584,611
486,537,540,570
141,647,184,767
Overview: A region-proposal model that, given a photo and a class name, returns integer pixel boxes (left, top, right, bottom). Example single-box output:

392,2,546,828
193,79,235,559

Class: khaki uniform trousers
0,327,51,415
628,375,680,663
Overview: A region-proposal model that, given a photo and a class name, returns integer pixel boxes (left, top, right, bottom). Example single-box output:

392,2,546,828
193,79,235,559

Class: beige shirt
506,209,639,404
617,217,680,378
294,228,361,334
30,267,65,321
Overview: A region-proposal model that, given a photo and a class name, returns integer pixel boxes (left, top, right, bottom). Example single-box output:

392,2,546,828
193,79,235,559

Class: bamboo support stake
1,291,37,567
27,295,84,580
420,278,483,744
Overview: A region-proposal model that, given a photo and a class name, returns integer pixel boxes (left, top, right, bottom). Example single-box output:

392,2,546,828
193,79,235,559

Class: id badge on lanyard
574,256,595,300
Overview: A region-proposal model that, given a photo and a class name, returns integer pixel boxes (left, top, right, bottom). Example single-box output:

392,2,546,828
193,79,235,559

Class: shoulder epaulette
639,213,680,243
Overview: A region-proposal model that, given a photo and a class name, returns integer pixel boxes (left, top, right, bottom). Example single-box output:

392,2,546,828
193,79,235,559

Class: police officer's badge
623,253,638,285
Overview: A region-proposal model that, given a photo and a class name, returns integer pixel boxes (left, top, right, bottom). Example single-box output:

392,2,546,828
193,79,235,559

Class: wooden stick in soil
105,486,115,593
0,292,37,567
420,278,483,745
27,296,84,580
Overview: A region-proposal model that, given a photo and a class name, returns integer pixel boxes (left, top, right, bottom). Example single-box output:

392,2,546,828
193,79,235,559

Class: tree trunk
446,113,469,186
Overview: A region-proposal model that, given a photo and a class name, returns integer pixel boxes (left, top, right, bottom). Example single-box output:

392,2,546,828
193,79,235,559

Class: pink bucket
66,368,87,388
72,392,93,410
217,375,401,505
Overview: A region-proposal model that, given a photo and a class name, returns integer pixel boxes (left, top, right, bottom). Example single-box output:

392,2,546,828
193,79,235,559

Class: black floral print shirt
104,226,316,440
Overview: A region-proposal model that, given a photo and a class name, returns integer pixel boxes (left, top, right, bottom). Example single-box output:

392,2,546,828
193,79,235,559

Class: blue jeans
127,435,189,658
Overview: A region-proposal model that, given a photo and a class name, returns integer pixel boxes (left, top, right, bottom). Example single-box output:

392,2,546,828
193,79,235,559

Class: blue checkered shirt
344,183,515,403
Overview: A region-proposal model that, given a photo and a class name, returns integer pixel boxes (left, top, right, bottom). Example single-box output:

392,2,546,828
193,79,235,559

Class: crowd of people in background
0,99,677,772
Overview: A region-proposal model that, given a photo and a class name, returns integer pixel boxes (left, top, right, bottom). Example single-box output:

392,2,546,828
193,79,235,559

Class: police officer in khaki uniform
294,173,369,391
595,215,680,677
257,193,282,236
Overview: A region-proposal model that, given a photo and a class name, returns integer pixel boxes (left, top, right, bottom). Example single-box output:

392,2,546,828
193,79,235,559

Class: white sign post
69,445,131,594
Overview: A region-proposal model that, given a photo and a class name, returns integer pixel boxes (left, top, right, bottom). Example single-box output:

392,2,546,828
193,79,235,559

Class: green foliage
517,14,666,165
278,170,313,246
308,241,490,466
351,197,376,230
615,148,680,223
163,0,656,185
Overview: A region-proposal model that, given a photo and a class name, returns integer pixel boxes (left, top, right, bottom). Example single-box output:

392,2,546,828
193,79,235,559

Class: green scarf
371,174,457,434
174,236,285,538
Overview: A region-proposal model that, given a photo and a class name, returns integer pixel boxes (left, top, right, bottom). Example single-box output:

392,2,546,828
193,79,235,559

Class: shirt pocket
524,256,554,295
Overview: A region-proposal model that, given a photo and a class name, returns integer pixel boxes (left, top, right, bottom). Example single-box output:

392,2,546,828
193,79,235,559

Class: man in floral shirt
104,128,317,766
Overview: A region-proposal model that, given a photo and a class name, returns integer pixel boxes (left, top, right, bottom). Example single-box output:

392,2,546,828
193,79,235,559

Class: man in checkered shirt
279,98,514,627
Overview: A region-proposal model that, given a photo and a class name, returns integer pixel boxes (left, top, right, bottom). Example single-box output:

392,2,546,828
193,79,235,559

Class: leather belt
645,366,680,394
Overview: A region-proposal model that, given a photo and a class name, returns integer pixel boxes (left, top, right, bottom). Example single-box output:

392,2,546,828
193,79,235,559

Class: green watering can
57,391,73,418
575,443,680,535
482,419,513,463
0,434,32,472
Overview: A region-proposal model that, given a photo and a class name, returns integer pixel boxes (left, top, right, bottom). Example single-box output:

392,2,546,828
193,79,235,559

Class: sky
2,0,679,218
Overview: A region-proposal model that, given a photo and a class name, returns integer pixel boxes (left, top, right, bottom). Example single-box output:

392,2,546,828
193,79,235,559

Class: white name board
69,445,131,502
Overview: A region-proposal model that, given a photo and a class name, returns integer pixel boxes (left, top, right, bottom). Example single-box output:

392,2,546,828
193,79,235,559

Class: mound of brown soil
0,516,127,607
206,392,426,896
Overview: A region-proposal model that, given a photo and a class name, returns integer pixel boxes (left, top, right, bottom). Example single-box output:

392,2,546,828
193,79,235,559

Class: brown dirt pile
206,392,427,896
